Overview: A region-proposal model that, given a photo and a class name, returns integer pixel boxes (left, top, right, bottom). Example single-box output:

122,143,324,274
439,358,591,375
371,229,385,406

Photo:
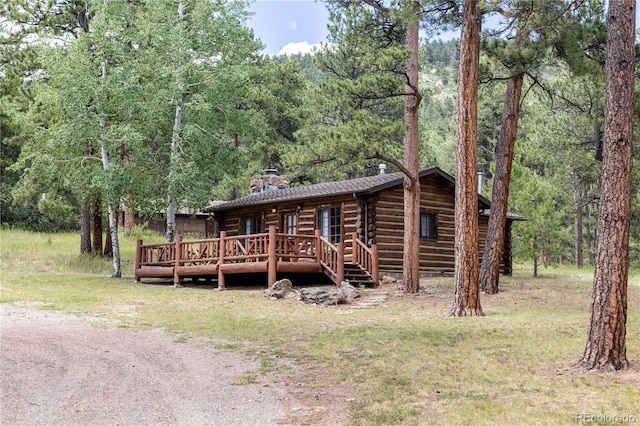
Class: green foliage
286,4,408,182
4,0,264,232
2,0,638,273
131,0,262,212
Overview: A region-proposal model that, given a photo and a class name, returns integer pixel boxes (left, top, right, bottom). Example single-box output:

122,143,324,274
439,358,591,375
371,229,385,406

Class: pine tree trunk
104,224,113,258
579,0,634,371
449,0,483,317
402,13,421,294
124,194,136,232
80,199,92,254
478,72,523,294
586,203,594,265
574,179,584,268
92,196,103,256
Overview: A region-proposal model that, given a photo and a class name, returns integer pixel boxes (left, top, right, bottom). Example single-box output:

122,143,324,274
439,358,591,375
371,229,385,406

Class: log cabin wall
374,175,494,276
213,196,360,260
210,169,517,277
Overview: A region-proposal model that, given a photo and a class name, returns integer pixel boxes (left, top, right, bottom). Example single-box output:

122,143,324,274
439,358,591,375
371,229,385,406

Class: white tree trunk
166,99,182,243
99,60,121,278
166,1,185,243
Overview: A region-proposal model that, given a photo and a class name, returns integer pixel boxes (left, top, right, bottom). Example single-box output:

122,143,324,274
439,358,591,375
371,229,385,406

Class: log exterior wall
214,195,360,261
213,173,514,277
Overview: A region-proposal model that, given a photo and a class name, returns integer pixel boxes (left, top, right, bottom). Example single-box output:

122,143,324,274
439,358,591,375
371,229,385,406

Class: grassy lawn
1,229,639,425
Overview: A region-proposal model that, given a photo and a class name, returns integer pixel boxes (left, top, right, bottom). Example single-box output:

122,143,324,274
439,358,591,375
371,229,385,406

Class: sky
248,0,330,56
248,1,640,57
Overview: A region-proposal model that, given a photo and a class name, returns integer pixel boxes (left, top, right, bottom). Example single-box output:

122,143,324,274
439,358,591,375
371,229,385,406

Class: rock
340,282,361,299
299,287,348,306
380,276,397,285
264,278,293,299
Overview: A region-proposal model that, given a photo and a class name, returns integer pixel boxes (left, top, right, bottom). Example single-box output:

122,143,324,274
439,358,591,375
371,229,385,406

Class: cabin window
284,213,297,234
317,206,341,243
420,212,437,240
243,215,263,235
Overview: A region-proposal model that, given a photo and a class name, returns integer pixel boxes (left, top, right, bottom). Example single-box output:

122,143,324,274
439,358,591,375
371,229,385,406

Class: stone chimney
250,170,290,194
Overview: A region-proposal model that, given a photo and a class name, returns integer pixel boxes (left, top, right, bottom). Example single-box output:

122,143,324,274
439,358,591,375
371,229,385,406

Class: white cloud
288,21,297,31
277,41,323,56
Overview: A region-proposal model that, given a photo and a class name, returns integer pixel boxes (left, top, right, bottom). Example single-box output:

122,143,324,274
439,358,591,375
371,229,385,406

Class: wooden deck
134,226,379,288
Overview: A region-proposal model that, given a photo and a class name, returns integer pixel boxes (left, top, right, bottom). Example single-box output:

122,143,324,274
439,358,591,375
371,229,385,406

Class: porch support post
218,231,226,289
371,243,379,285
352,232,359,265
337,242,344,286
134,239,142,282
173,235,182,287
314,229,322,266
268,225,277,286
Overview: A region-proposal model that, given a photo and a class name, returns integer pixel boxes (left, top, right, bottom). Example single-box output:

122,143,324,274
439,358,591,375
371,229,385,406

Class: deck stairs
322,263,376,287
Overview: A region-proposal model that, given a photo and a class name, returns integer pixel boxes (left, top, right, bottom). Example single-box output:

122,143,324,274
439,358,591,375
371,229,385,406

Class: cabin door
317,206,341,243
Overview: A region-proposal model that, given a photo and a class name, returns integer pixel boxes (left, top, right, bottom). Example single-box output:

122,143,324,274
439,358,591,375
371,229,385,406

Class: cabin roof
208,166,494,212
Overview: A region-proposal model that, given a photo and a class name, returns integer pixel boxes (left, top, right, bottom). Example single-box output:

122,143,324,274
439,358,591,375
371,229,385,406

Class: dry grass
1,229,639,425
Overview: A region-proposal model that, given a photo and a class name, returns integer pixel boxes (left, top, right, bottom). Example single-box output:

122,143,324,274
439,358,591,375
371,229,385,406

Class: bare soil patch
0,304,350,426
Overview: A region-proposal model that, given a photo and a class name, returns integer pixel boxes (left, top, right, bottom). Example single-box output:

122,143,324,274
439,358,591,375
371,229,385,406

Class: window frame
283,212,298,235
317,206,342,243
420,211,438,240
243,215,263,235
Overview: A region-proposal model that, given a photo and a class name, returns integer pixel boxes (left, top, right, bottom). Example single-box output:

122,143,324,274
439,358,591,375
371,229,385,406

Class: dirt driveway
0,305,349,426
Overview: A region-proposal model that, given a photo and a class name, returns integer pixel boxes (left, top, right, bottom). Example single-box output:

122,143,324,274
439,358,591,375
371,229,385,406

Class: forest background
1,0,639,273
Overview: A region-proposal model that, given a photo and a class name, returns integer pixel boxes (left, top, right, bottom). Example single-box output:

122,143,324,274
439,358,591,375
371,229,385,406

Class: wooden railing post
352,232,359,265
134,239,142,282
337,242,344,286
371,243,379,285
218,231,226,289
268,225,277,287
173,235,182,287
314,229,322,266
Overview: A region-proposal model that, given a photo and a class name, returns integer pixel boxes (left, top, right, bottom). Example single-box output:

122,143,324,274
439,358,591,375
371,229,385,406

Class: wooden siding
214,195,360,260
374,175,495,276
213,173,514,278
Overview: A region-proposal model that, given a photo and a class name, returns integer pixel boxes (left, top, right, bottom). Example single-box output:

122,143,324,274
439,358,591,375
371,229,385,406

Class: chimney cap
378,164,387,174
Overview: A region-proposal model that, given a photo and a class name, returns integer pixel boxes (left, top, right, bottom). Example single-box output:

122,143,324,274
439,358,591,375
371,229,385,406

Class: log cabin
134,167,522,287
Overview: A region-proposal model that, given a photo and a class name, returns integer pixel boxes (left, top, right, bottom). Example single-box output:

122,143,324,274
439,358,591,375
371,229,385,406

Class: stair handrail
352,232,379,285
318,234,344,285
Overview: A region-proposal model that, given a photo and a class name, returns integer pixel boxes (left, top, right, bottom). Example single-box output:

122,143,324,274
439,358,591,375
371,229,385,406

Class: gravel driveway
0,305,349,426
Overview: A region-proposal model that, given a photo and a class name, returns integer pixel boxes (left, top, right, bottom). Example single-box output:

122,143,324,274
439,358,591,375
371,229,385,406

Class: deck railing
135,225,376,287
318,234,344,285
224,233,270,262
352,232,379,284
275,233,317,261
180,239,220,266
137,241,176,266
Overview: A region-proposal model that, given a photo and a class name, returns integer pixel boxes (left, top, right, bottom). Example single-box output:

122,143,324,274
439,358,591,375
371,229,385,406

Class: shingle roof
208,167,493,212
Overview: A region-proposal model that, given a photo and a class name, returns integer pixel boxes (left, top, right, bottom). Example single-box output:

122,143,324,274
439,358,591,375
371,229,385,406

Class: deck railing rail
138,241,176,266
352,232,379,284
135,226,376,288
